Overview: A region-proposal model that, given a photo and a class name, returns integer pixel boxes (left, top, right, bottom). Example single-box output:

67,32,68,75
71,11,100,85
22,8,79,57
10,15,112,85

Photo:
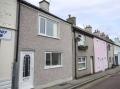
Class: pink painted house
93,37,108,72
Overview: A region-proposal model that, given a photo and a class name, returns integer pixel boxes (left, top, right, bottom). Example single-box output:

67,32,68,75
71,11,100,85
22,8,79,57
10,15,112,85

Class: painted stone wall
93,38,108,72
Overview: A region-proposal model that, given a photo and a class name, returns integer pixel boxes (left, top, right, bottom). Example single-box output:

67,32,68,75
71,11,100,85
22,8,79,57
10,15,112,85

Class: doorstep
44,66,120,89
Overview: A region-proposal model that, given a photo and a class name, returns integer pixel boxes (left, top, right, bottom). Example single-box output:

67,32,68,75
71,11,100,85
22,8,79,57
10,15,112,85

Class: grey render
107,43,114,68
17,3,73,89
72,27,94,78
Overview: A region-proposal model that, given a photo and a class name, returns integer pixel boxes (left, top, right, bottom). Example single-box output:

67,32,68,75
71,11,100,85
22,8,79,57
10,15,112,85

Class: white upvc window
45,52,62,69
78,57,87,70
39,16,59,38
78,34,85,46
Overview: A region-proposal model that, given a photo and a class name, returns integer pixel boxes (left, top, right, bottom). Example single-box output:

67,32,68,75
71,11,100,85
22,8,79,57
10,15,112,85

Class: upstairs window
78,34,85,46
40,18,45,34
39,16,59,38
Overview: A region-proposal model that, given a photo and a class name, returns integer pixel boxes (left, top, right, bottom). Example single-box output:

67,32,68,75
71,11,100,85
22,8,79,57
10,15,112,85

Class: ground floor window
45,52,62,69
78,57,87,70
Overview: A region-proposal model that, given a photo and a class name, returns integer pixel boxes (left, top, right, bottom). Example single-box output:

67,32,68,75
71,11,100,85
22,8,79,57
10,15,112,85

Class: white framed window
78,57,87,70
45,52,62,69
39,16,59,38
78,34,85,46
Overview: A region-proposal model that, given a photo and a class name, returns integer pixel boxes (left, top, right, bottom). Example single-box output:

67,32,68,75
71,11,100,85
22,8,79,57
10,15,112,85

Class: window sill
38,34,61,40
78,68,86,71
44,65,63,69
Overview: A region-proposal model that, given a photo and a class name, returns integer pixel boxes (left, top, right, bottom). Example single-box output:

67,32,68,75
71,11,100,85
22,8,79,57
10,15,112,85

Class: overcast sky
25,0,120,39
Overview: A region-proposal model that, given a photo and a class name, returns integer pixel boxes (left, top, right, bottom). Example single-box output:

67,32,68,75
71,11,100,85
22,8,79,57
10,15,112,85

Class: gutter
20,0,71,24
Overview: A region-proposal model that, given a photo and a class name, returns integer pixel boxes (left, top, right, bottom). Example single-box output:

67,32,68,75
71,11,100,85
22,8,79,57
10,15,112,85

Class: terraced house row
0,0,120,89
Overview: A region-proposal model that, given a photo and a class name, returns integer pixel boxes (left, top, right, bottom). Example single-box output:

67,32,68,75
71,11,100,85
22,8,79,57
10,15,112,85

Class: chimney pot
68,14,71,18
39,0,50,12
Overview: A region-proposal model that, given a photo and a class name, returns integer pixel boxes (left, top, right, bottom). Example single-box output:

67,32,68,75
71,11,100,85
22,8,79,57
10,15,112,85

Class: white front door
19,51,34,89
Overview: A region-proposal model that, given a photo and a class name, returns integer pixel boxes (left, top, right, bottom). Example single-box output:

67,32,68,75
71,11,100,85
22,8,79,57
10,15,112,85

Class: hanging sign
0,28,12,40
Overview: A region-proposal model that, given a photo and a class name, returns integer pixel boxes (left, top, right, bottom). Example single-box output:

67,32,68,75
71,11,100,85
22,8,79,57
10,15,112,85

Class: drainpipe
12,0,21,89
74,30,77,79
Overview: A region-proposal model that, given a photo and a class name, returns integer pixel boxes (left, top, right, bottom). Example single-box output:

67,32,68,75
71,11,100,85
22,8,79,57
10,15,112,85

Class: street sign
0,28,12,40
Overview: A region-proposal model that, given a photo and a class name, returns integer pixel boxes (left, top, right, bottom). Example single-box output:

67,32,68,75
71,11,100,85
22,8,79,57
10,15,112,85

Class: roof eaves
19,0,71,24
73,25,94,38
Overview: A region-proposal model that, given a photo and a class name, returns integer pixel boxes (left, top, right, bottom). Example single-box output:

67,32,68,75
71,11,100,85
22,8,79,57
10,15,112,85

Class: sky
25,0,120,39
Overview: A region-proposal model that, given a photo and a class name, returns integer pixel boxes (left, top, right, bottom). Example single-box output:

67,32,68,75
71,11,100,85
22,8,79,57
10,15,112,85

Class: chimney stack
39,0,50,12
93,30,101,36
66,14,76,25
84,25,92,33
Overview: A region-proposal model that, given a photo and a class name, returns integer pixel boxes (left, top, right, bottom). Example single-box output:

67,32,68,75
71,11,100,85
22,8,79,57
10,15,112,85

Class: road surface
76,72,120,89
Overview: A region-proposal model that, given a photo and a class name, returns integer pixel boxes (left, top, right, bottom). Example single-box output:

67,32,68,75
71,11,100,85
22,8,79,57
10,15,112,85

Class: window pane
40,18,45,34
82,57,85,62
46,20,54,36
78,58,82,62
78,35,85,45
46,53,50,66
53,23,58,37
52,53,61,65
23,55,30,77
78,63,85,69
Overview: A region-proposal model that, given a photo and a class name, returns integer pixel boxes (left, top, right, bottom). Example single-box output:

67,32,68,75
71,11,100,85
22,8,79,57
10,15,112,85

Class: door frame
18,51,34,89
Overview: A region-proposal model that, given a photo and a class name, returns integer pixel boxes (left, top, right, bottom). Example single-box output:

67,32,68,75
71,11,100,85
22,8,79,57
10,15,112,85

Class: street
76,72,120,89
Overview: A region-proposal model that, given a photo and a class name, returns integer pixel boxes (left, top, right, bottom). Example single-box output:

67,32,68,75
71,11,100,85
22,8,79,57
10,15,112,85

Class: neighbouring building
67,16,95,78
0,0,17,89
16,0,73,89
98,32,115,69
73,26,95,78
73,25,94,78
93,30,108,72
114,38,120,65
107,42,114,68
105,37,114,69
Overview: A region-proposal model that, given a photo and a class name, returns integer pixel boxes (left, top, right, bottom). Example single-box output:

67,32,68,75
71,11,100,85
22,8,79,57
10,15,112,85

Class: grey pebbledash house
72,25,95,78
67,16,95,78
16,0,73,89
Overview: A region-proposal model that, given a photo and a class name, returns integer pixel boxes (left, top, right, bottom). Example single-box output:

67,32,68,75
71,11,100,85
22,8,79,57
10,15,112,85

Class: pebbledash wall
93,37,108,72
0,0,17,89
16,1,73,89
114,38,120,65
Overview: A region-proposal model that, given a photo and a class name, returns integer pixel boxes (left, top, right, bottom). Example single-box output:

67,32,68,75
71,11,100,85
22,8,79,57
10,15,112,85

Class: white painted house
114,38,120,65
0,0,17,88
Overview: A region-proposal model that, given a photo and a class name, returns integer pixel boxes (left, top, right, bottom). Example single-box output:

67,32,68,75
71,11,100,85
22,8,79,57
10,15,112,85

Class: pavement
44,66,120,89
